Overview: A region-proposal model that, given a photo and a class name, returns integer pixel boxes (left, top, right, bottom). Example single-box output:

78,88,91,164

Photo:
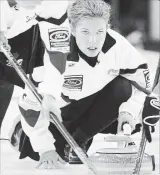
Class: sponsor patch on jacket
48,27,70,53
108,69,119,75
63,75,83,91
143,69,151,88
26,13,37,23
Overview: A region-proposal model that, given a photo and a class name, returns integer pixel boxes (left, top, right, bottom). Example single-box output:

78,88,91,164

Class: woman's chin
85,51,99,57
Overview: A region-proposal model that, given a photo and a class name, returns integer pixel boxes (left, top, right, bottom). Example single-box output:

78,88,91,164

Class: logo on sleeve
63,75,83,91
26,13,37,23
108,69,119,75
150,98,160,110
48,28,70,53
143,69,151,88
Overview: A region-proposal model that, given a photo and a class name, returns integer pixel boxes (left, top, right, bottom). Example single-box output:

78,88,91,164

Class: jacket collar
67,32,116,62
102,32,116,53
36,12,67,26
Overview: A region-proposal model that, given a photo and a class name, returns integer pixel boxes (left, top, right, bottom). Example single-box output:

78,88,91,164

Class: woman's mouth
88,47,97,51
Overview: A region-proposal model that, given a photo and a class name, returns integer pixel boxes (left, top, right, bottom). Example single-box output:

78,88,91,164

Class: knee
109,76,132,102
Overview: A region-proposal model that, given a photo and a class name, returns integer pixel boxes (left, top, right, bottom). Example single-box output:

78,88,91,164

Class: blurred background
106,0,159,51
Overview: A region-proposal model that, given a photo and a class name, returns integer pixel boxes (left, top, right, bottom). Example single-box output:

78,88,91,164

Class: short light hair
67,0,111,28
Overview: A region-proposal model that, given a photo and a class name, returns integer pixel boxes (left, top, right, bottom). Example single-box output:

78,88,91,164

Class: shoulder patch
143,69,151,88
48,27,70,53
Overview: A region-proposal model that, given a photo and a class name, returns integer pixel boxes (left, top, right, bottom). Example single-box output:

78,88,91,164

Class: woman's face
73,17,107,57
16,0,42,9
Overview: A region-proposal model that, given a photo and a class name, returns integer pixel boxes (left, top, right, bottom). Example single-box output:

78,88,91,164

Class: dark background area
105,0,159,51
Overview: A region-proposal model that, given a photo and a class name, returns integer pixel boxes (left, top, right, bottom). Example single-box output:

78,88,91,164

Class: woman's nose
89,35,97,43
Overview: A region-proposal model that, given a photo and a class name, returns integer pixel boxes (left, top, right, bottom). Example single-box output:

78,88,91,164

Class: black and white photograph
0,0,159,174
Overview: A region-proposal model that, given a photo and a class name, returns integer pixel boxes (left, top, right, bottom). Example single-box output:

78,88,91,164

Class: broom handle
0,43,98,175
133,58,160,174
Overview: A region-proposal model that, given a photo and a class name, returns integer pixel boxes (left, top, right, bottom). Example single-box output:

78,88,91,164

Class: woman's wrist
119,111,136,120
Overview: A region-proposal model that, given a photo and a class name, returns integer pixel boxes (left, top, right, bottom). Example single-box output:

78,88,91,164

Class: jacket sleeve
20,108,56,156
118,38,152,121
37,21,70,99
20,21,69,154
38,50,66,99
19,47,67,154
19,92,56,156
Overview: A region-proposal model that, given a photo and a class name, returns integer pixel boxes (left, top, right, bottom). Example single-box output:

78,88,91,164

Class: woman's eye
82,31,89,35
97,30,104,35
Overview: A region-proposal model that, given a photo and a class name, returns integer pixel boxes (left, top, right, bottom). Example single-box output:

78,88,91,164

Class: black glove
142,96,160,142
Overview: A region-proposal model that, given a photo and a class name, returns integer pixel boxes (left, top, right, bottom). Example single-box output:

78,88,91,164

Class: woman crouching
19,0,157,169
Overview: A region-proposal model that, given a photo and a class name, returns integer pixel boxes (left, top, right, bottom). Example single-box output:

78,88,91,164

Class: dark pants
19,76,132,161
0,81,14,128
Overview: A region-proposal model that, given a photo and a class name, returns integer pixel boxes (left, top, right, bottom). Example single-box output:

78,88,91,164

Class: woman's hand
117,111,136,134
142,96,160,142
36,150,66,169
42,94,62,122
